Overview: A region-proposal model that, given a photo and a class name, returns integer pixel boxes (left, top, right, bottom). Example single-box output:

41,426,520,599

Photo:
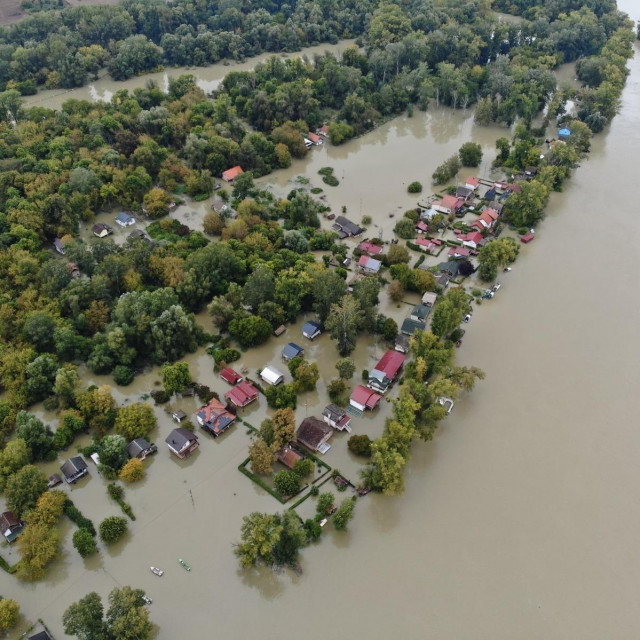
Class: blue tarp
558,128,571,137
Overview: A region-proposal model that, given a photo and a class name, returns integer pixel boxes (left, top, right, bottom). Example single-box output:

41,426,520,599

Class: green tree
459,142,483,167
119,458,145,483
325,295,364,356
22,311,56,352
0,438,31,491
265,383,297,410
235,512,283,568
0,598,19,633
368,3,412,49
316,492,335,516
407,181,422,193
271,408,296,450
432,155,461,185
73,528,98,558
63,592,105,640
16,411,55,461
249,438,275,475
115,402,157,441
502,180,550,228
292,360,320,392
312,270,348,324
99,435,128,471
274,470,301,496
161,362,192,396
5,464,48,517
99,516,128,544
477,237,519,281
105,586,153,640
271,510,307,566
335,358,356,380
16,522,60,580
333,497,356,531
229,315,272,348
348,434,372,456
53,364,80,408
242,264,275,312
495,137,510,164
24,355,58,402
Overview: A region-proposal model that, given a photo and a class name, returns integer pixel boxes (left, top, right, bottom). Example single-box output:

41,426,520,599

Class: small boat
492,283,501,292
142,596,152,605
150,566,164,576
178,558,191,572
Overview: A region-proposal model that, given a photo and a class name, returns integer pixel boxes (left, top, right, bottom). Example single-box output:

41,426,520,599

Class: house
172,410,188,423
274,324,287,337
416,237,442,254
487,200,504,214
302,321,321,340
415,220,429,234
128,229,148,240
465,177,480,191
195,398,236,437
48,473,63,488
115,212,135,227
53,238,65,254
420,207,439,220
282,342,304,362
60,456,89,484
438,261,460,277
276,445,304,469
448,246,472,259
220,368,243,385
29,632,53,640
307,132,322,145
304,137,313,148
222,165,243,182
368,350,406,393
458,231,484,249
296,416,333,453
165,427,199,458
521,232,535,243
349,385,382,412
260,366,285,386
395,333,411,353
455,186,473,200
0,510,24,543
127,438,158,460
91,223,112,238
471,208,499,231
333,216,363,238
358,255,381,274
225,380,259,408
436,273,451,289
484,188,497,201
421,291,437,307
358,241,383,256
410,304,431,323
316,124,329,137
322,404,352,431
401,318,426,336
524,165,538,177
431,195,463,215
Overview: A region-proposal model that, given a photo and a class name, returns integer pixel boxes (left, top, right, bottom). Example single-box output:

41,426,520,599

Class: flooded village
1,1,640,638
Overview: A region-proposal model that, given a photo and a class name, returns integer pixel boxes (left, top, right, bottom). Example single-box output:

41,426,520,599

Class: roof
395,333,411,351
334,216,363,236
466,177,480,187
373,350,406,379
307,132,321,143
276,446,304,469
0,511,20,529
222,165,243,181
53,238,65,251
433,195,463,211
165,427,197,449
436,274,451,287
357,255,381,272
401,318,426,335
302,321,321,337
173,410,187,420
91,223,111,234
459,231,484,244
116,212,134,223
456,186,473,198
261,366,285,384
421,291,438,306
350,385,382,409
127,438,153,457
323,403,347,421
224,381,259,407
358,241,383,255
318,124,329,134
484,188,497,200
195,398,235,434
220,368,243,384
60,456,88,477
297,417,332,449
411,304,431,320
521,232,535,243
274,324,286,336
558,128,571,136
448,246,471,257
128,229,147,239
415,221,429,233
416,237,441,252
438,261,460,276
282,343,304,359
29,633,52,640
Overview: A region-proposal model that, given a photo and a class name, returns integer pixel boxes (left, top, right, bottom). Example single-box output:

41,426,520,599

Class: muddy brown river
5,8,640,637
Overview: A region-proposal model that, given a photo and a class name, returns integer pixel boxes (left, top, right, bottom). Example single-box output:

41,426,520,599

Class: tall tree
325,295,365,355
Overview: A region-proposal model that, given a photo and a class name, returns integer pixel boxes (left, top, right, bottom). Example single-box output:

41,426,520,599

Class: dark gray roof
297,417,332,449
60,456,88,479
411,304,431,320
438,261,460,277
302,321,321,337
127,438,152,458
323,404,346,421
456,186,472,198
334,216,363,237
29,632,52,640
401,318,426,336
395,334,410,351
128,229,146,239
165,428,196,449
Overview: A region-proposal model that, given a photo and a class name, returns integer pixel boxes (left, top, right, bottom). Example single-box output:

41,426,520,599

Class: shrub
150,389,170,404
459,142,483,167
73,528,98,558
0,598,20,633
316,492,335,516
119,458,145,482
310,485,320,497
112,365,134,386
362,215,372,225
293,458,314,478
407,181,422,193
107,483,124,501
327,378,348,404
304,518,322,541
265,383,297,409
274,470,301,496
98,516,128,544
432,155,461,185
333,496,356,531
393,218,415,239
64,499,95,536
213,347,240,365
348,434,372,457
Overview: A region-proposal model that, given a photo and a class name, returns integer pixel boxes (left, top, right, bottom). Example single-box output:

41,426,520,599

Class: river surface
5,7,640,637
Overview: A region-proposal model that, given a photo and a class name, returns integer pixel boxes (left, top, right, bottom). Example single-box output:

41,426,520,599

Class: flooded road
6,8,640,638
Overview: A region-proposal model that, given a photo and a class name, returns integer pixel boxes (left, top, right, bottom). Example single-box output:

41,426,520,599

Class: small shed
521,232,535,243
260,366,285,386
91,223,112,238
302,321,321,340
172,410,188,423
48,473,63,488
274,324,287,337
349,386,382,412
220,368,243,385
222,166,243,182
282,342,304,362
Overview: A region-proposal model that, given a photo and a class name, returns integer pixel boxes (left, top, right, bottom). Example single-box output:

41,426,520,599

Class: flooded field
6,6,640,637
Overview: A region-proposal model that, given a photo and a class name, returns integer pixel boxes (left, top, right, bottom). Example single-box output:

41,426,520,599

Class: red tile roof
222,166,243,181
448,246,471,257
307,132,321,143
224,381,259,407
358,241,383,255
466,177,480,188
373,350,406,380
521,232,535,243
459,231,484,244
350,385,382,409
195,398,236,433
435,195,463,211
415,221,429,233
220,368,243,385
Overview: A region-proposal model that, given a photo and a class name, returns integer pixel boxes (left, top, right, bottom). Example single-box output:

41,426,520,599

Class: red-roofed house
358,255,382,274
432,195,463,215
465,177,480,191
358,241,383,256
416,237,442,253
307,132,322,145
224,381,259,408
316,124,329,137
448,246,471,258
350,385,382,412
471,208,499,231
195,398,236,437
521,232,535,243
220,368,243,385
415,221,429,234
368,350,406,393
222,166,243,182
458,231,484,248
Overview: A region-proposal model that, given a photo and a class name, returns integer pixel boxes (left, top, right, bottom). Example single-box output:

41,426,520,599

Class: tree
333,497,356,531
73,528,98,558
271,408,296,450
63,592,105,640
235,512,283,568
495,137,510,164
0,439,31,491
265,383,297,410
389,280,405,302
432,155,461,185
407,181,422,193
502,180,550,228
16,411,55,461
271,510,307,566
54,364,80,408
274,470,301,496
203,212,225,235
99,435,128,471
119,458,145,482
242,264,275,312
99,516,128,544
477,237,519,281
0,598,19,633
27,489,66,527
143,187,171,219
393,218,415,239
249,438,275,475
292,360,319,392
316,492,335,516
161,362,192,396
17,522,60,580
348,434,372,456
25,355,58,402
386,244,409,265
114,403,157,441
22,311,56,352
293,458,314,478
335,358,356,380
325,295,364,356
5,465,48,517
458,142,483,167
105,586,152,640
0,89,23,123
368,3,411,48
228,315,272,348
312,270,347,324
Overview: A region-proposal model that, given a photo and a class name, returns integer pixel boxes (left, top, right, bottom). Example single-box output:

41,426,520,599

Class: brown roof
296,417,332,449
276,446,304,469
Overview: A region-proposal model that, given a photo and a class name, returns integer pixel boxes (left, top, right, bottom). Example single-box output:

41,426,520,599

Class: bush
348,434,372,457
150,389,170,404
212,347,240,365
304,518,322,541
333,497,356,531
459,142,483,167
310,485,320,497
107,483,124,501
316,492,335,516
119,458,145,482
327,378,348,404
265,383,297,409
73,528,98,558
407,181,422,193
393,218,415,239
293,458,314,478
64,499,96,536
98,516,128,544
274,470,301,496
112,365,134,386
432,155,461,185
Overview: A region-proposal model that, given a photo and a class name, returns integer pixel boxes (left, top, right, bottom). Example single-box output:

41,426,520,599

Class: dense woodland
0,0,634,612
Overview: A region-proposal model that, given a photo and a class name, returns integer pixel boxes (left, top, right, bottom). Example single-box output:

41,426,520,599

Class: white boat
142,596,152,605
150,566,164,576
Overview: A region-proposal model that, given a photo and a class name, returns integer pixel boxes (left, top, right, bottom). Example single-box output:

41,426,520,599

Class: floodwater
6,10,640,639
22,40,356,111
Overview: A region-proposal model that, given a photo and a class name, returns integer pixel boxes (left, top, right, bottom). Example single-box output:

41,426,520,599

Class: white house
260,366,285,386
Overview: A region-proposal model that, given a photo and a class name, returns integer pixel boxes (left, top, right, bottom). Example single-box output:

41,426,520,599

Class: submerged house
350,385,382,412
421,291,437,307
368,350,406,394
358,241,383,256
224,381,259,408
322,404,352,432
437,261,460,277
395,333,411,353
91,223,112,238
302,321,322,340
222,165,243,182
53,238,65,254
195,398,236,437
416,237,442,254
276,445,305,469
333,216,363,238
0,510,25,543
400,318,426,336
282,342,304,362
115,212,135,227
471,208,499,231
220,368,243,385
165,427,199,458
431,195,463,215
60,456,89,484
296,417,333,454
260,366,285,386
410,304,431,323
127,438,158,460
465,177,480,191
357,255,382,274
